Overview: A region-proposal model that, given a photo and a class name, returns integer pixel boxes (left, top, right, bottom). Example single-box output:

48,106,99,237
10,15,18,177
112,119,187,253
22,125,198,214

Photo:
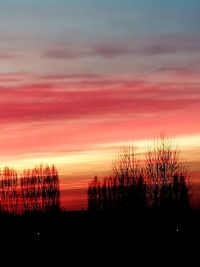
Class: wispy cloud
0,80,199,125
43,43,130,60
0,52,19,60
42,33,200,60
0,72,31,83
39,73,105,80
91,44,130,58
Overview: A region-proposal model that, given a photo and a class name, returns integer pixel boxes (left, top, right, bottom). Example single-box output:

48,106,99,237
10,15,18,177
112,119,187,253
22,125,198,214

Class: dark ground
0,209,199,262
0,209,199,239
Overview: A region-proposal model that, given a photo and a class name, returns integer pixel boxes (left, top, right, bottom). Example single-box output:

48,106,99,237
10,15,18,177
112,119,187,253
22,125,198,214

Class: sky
0,0,200,209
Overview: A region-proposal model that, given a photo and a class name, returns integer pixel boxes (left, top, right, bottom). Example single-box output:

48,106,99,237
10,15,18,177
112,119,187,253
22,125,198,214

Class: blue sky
0,0,200,41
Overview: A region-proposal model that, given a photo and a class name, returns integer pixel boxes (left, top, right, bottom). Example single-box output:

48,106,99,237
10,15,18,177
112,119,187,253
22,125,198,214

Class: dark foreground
0,209,199,261
0,209,199,240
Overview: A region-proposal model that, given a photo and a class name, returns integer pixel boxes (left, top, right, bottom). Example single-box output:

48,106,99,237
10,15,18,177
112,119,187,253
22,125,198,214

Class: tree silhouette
145,135,190,210
88,176,99,211
179,175,190,210
88,146,147,211
112,146,146,209
0,164,60,214
88,137,191,211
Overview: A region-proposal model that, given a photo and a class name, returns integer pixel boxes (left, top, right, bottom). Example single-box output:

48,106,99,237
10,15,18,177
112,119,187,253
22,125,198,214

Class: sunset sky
0,0,200,209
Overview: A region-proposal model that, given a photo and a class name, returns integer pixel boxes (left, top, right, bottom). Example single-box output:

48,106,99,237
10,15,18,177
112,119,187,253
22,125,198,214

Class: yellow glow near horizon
0,134,199,178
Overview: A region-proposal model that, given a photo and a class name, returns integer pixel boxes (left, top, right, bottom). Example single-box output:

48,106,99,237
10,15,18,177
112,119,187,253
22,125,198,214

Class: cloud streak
43,43,131,60
0,52,19,60
0,80,199,125
42,33,200,60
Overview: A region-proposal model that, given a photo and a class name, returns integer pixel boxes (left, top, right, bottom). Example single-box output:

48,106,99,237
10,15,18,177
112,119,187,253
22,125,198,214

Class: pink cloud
0,52,19,60
155,66,200,81
0,80,199,126
0,76,199,168
0,78,199,158
0,72,31,83
39,73,104,80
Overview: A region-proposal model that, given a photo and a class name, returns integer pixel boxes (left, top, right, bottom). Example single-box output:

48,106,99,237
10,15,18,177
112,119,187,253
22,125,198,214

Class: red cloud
0,79,199,125
0,78,199,158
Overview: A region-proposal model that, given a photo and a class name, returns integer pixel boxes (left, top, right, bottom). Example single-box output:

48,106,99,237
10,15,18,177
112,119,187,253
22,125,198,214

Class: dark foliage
88,174,189,211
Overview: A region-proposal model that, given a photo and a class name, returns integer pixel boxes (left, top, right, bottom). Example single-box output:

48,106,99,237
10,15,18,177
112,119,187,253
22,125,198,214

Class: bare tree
145,135,190,209
112,146,147,209
88,146,147,210
112,145,141,186
88,136,191,211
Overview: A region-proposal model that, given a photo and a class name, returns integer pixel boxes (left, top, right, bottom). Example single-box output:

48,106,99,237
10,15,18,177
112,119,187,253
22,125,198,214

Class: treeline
88,137,190,211
0,165,60,214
